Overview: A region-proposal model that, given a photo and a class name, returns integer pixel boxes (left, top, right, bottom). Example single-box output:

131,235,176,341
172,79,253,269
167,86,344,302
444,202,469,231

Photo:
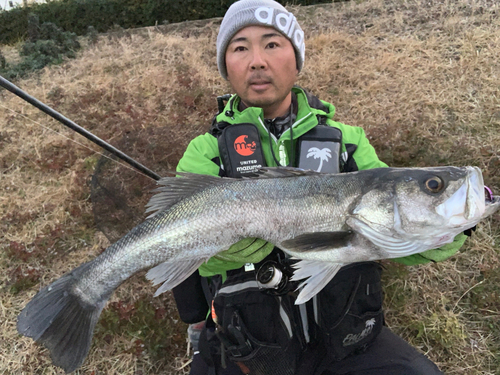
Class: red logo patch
234,135,256,156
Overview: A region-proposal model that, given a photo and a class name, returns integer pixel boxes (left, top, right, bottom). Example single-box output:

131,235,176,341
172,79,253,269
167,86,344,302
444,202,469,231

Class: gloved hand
214,238,275,264
198,238,275,278
393,233,468,266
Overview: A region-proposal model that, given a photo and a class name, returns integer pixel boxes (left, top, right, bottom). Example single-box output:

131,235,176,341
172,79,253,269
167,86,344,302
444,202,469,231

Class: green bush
27,12,40,42
0,7,31,44
0,0,347,45
0,21,80,79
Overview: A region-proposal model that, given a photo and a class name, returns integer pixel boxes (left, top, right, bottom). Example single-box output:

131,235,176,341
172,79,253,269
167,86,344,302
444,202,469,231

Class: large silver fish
17,166,499,373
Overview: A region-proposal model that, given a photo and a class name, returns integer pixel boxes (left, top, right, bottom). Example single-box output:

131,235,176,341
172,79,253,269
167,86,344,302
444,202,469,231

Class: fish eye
425,176,445,193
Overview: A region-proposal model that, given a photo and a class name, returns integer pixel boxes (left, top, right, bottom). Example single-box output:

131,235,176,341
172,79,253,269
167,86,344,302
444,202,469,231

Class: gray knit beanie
217,0,305,80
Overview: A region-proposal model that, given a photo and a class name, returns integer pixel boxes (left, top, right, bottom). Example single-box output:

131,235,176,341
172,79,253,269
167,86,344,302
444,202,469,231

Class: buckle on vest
217,323,253,358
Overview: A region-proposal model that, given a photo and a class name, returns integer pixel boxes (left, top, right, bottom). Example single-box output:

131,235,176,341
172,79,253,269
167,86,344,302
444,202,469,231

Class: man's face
225,25,298,118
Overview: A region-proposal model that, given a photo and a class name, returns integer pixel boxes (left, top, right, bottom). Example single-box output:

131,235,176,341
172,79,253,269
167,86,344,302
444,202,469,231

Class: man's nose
250,49,267,70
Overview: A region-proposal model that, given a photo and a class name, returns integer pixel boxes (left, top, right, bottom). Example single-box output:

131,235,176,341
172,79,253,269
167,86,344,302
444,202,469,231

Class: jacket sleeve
331,122,388,171
176,133,221,176
350,127,388,170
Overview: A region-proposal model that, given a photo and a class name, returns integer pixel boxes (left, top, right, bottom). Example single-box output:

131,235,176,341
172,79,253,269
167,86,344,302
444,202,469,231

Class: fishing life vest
199,258,384,375
209,94,343,177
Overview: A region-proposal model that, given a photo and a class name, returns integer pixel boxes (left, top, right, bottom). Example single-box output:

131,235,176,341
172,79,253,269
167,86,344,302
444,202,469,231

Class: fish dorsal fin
249,167,323,179
281,231,354,252
291,260,343,304
146,258,207,297
145,172,232,218
146,168,320,218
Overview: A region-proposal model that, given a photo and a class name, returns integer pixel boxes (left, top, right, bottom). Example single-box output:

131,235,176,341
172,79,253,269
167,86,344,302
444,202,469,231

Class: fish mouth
465,167,485,220
436,166,485,227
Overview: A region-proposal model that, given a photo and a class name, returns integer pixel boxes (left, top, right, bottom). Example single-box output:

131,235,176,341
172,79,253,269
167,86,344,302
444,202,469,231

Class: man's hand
215,238,274,264
393,233,468,266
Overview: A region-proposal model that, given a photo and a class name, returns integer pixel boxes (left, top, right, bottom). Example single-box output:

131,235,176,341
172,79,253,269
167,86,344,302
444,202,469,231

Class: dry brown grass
1,0,500,373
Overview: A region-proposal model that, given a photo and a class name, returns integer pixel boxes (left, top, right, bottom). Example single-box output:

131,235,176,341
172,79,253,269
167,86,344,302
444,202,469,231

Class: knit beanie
216,0,305,80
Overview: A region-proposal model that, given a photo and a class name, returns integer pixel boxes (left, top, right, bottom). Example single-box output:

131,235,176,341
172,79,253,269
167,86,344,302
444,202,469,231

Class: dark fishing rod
0,75,161,181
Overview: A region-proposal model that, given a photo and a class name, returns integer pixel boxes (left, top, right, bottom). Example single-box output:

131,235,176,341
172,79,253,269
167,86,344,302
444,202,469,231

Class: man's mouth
248,77,272,90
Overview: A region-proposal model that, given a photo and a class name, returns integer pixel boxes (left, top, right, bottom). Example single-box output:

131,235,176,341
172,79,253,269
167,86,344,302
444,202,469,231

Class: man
173,0,467,374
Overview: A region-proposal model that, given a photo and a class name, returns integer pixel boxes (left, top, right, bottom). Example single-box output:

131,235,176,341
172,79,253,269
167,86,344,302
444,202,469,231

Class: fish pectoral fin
291,260,343,304
347,217,427,257
281,231,354,252
146,259,207,297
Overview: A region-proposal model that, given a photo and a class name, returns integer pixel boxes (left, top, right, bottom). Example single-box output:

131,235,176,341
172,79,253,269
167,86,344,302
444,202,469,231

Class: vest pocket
223,310,300,375
212,272,302,375
317,262,384,360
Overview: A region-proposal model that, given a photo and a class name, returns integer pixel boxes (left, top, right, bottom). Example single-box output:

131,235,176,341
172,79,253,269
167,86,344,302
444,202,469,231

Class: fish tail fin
17,263,107,373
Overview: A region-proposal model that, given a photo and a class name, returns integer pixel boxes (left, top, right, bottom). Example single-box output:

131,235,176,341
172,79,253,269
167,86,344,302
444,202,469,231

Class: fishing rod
0,74,161,181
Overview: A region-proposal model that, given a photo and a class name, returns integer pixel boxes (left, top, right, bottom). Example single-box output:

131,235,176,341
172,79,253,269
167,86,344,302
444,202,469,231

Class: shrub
27,12,40,42
0,21,80,79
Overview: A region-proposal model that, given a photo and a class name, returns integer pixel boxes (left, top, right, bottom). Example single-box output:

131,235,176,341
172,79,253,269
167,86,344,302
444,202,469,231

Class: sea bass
17,166,499,373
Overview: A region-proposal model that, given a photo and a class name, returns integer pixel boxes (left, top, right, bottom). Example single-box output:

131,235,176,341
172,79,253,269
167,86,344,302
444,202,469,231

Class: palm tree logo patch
306,147,332,172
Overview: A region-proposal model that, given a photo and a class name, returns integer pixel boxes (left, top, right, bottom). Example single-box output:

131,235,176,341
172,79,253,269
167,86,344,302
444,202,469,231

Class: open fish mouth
465,166,486,221
436,166,485,226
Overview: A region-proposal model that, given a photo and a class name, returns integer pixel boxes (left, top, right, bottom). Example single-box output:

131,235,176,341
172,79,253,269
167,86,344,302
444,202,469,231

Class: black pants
189,327,443,375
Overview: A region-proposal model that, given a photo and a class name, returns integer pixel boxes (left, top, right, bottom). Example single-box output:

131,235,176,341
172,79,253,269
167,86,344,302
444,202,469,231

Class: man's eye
267,42,279,49
234,46,246,52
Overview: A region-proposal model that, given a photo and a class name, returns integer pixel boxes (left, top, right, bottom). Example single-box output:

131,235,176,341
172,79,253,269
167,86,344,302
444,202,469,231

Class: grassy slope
1,0,499,373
